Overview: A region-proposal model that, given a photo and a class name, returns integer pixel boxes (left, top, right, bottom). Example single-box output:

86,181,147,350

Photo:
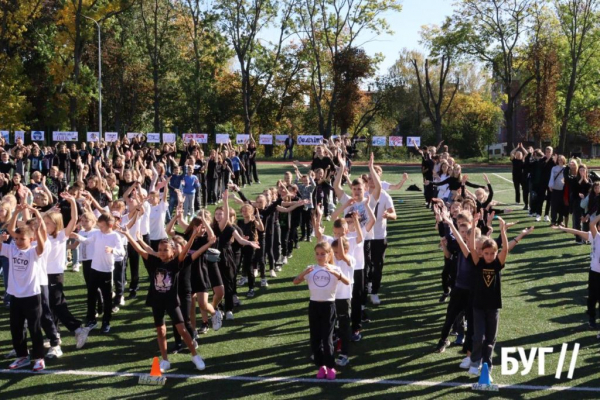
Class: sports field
1,164,599,399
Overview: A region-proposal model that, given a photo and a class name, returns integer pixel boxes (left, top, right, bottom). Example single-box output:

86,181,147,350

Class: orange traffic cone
150,357,162,377
139,357,166,386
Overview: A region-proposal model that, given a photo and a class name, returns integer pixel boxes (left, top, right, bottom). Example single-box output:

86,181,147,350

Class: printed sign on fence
236,134,250,144
32,130,45,141
14,131,25,143
147,133,161,143
105,132,119,142
216,133,230,144
259,134,273,145
0,131,8,144
53,131,78,142
407,136,421,147
372,136,387,147
298,135,324,145
389,136,403,147
87,132,100,142
127,132,141,140
182,133,208,144
275,135,288,145
162,133,176,143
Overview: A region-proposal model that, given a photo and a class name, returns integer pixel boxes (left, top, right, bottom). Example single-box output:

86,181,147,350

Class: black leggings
242,246,255,290
513,177,529,206
127,242,140,292
172,292,195,344
440,287,470,341
588,270,600,321
48,273,81,333
309,301,336,369
301,209,312,239
351,269,364,332
370,239,388,295
219,255,236,312
87,269,112,325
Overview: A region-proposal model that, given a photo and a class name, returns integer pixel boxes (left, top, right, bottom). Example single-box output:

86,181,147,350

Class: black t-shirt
237,219,257,242
511,159,524,179
179,255,193,295
472,257,504,310
145,254,181,308
214,224,235,250
311,156,335,173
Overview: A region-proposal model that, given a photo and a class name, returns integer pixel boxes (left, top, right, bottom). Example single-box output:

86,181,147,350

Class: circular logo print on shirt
312,269,331,287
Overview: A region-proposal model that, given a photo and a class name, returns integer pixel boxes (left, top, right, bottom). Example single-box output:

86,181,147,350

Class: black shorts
152,305,184,327
191,259,211,294
207,260,223,288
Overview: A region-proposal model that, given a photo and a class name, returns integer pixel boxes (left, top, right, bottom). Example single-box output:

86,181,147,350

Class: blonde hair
314,241,335,264
44,211,65,238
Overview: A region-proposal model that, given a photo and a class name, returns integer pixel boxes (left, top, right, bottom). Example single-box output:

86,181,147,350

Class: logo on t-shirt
154,269,173,293
313,269,331,287
483,269,495,287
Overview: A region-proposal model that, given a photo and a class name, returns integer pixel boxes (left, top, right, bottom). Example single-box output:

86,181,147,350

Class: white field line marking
1,368,600,392
493,173,513,184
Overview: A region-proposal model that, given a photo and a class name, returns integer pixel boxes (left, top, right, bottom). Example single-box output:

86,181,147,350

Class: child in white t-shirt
332,237,355,367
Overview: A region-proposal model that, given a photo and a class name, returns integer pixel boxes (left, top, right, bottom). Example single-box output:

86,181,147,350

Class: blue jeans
284,148,293,159
168,192,178,222
68,239,79,266
1,255,9,304
183,192,195,219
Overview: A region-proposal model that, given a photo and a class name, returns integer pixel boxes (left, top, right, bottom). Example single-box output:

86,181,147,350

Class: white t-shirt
121,212,141,238
149,201,168,240
306,264,343,302
139,202,151,236
79,230,126,273
2,243,42,298
114,233,127,262
589,232,600,273
340,193,374,240
335,255,355,299
32,239,49,286
381,181,391,191
369,190,395,240
347,231,364,270
78,228,98,261
436,173,451,200
46,230,68,274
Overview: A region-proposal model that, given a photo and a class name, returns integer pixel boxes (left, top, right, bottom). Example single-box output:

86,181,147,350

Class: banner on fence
216,133,230,144
15,131,25,143
407,136,421,147
236,134,250,144
127,132,142,140
87,132,100,142
105,132,119,142
32,131,45,141
372,136,387,147
147,133,161,143
297,135,324,145
162,133,176,143
182,133,207,144
275,135,287,145
259,134,273,145
53,131,78,142
389,136,403,147
0,131,8,144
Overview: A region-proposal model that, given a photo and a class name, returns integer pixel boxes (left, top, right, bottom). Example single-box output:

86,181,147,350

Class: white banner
389,136,403,147
259,134,273,145
14,131,25,143
297,135,324,145
372,136,387,147
87,132,100,142
147,133,161,143
127,132,142,140
182,133,208,144
407,136,421,147
0,131,9,144
216,133,230,144
31,130,45,141
105,132,119,142
53,131,78,142
236,134,250,144
275,135,287,145
163,133,176,143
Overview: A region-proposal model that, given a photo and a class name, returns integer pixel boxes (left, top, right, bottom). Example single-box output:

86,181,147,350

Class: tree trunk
559,68,578,155
504,100,514,151
153,65,160,131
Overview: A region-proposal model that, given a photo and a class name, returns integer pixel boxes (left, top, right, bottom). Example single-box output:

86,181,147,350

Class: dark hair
98,213,115,226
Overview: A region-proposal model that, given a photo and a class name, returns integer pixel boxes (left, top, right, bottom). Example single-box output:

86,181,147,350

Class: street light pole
84,16,102,136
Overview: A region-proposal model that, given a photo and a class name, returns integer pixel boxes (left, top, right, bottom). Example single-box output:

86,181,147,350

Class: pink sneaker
326,368,337,380
316,366,327,379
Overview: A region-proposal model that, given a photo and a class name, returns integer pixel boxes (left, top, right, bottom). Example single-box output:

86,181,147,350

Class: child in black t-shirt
467,215,509,380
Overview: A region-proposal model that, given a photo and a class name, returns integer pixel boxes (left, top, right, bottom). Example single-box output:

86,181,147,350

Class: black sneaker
100,323,110,334
86,320,98,330
361,310,371,324
294,242,299,249
435,339,450,353
128,291,137,300
438,292,450,303
197,322,209,335
246,289,255,298
170,342,183,354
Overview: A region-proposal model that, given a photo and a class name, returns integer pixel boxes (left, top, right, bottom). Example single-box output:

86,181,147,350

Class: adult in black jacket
510,143,529,209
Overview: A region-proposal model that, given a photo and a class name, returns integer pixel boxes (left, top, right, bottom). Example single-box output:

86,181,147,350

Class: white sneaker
32,358,45,371
459,356,471,369
159,359,171,373
535,215,541,222
120,297,126,306
335,354,349,366
468,365,480,376
192,354,206,371
367,282,373,294
261,278,268,287
211,311,222,331
282,257,288,265
528,212,534,217
253,269,258,278
225,311,234,320
46,345,63,359
112,306,120,313
370,294,381,305
237,276,248,286
75,327,90,349
72,264,80,272
544,215,550,222
43,339,51,349
270,270,277,277
9,356,30,369
5,348,17,359
274,266,282,272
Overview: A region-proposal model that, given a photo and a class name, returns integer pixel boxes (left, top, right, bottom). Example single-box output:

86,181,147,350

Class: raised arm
62,193,78,237
497,217,508,265
469,214,480,265
120,230,149,260
388,173,409,191
179,227,199,262
368,153,381,201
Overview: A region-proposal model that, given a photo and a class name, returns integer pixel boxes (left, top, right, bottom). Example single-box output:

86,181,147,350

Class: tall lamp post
84,15,102,136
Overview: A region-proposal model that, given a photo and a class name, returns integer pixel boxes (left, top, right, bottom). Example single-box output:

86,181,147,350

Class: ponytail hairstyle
314,241,334,265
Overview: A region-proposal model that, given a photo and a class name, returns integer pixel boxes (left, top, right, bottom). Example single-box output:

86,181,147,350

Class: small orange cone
150,357,162,377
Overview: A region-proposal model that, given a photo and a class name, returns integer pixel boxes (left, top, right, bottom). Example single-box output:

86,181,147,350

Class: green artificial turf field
1,163,599,399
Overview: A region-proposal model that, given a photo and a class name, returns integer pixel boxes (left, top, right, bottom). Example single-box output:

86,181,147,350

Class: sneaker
439,292,450,303
270,270,277,278
192,354,206,371
43,339,51,349
325,216,331,221
5,349,17,359
459,356,471,369
316,366,327,379
523,205,529,211
253,269,258,278
535,215,541,222
112,306,120,313
75,327,90,349
274,266,282,272
544,215,550,222
351,331,362,342
361,310,371,323
246,289,255,298
72,263,80,272
128,291,137,300
237,276,248,286
287,254,293,259
171,343,183,354
589,320,598,329
198,322,209,335
435,339,450,353
326,368,337,380
233,295,241,307
454,334,465,346
100,323,110,334
32,358,45,371
528,212,534,217
119,297,126,306
9,356,30,369
46,345,62,359
159,359,171,372
370,294,381,305
367,282,372,294
335,355,349,367
282,257,288,265
261,278,268,287
86,320,98,330
225,311,234,320
468,365,480,376
211,311,222,331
